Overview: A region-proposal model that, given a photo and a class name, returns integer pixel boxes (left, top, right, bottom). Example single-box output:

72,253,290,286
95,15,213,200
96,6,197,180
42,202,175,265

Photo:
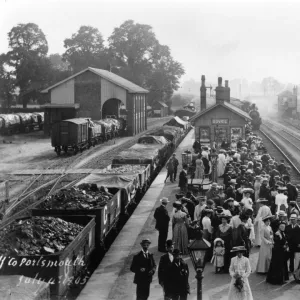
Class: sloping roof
190,101,251,122
156,101,168,108
41,67,149,94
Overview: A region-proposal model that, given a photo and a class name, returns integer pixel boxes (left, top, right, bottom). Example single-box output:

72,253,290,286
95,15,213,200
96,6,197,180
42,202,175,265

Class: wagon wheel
56,146,61,156
63,146,68,153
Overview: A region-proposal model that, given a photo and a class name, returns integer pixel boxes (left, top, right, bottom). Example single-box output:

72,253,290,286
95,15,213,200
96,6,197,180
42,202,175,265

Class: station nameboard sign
211,118,229,125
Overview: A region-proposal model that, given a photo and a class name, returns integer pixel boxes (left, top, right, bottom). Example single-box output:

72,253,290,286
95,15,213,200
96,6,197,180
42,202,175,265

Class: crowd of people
130,129,300,300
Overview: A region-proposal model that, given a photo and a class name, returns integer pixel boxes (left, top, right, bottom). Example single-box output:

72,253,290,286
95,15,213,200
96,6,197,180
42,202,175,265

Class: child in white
211,238,225,273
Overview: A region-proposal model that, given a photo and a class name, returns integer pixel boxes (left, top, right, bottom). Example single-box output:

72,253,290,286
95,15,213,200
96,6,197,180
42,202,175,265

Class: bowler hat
166,239,174,247
141,238,151,245
173,201,182,208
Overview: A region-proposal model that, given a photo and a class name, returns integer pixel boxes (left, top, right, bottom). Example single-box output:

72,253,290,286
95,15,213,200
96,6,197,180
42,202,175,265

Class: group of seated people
172,129,300,284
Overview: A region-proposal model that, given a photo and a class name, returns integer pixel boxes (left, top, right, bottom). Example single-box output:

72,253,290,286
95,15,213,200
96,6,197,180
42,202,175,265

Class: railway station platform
77,129,300,300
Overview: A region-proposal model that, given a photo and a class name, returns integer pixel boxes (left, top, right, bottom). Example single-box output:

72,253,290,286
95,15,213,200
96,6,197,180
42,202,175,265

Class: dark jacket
259,185,271,203
158,253,173,290
130,251,156,284
286,224,300,252
286,183,298,201
179,170,188,188
169,259,190,295
154,205,170,231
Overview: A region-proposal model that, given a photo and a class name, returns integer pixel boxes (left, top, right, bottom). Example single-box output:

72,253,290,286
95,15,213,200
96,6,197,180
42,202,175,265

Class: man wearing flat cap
158,240,174,300
154,197,170,252
130,239,156,300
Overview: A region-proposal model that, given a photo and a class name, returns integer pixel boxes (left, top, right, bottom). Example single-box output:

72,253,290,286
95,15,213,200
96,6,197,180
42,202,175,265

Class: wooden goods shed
190,101,251,148
41,67,148,136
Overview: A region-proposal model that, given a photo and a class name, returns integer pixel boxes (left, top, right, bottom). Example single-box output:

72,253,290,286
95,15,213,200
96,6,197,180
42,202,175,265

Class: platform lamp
188,229,211,300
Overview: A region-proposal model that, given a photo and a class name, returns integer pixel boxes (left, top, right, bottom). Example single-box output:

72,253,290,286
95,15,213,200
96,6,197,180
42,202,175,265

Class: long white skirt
228,277,253,300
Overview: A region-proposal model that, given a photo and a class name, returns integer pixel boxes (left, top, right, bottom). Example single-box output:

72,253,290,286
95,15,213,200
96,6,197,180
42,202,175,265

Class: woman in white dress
254,198,272,246
217,150,226,177
256,215,273,273
228,246,253,300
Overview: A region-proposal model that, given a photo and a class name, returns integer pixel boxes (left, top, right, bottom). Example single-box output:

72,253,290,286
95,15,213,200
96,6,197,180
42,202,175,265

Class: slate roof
190,101,252,122
41,67,148,94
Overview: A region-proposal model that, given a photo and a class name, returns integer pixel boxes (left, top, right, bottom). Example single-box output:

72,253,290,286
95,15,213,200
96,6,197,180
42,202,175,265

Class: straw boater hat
231,246,247,253
218,213,232,220
290,213,298,220
277,186,287,191
160,197,170,204
173,201,182,208
242,188,254,194
224,197,235,204
211,182,218,188
278,210,287,217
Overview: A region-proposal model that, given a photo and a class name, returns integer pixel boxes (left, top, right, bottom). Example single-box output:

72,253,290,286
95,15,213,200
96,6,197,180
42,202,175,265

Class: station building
41,67,149,136
190,76,252,147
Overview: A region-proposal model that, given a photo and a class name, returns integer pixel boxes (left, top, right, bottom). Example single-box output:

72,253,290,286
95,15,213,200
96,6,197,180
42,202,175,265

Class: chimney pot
218,77,222,87
225,80,229,88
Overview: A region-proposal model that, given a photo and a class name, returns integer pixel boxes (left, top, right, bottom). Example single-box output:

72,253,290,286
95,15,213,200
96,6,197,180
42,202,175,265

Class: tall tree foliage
6,23,50,107
63,26,108,73
0,54,15,109
109,20,184,106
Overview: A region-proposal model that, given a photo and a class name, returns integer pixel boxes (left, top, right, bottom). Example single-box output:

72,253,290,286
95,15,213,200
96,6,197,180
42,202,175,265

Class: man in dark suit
158,240,174,300
286,181,298,202
168,249,190,300
154,197,170,252
286,214,299,273
130,239,157,300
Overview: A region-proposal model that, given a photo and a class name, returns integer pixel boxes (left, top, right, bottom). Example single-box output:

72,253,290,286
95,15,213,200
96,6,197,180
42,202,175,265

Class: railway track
259,123,300,203
4,117,172,218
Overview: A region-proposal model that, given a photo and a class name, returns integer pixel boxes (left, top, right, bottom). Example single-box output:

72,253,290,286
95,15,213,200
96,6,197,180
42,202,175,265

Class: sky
1,0,300,86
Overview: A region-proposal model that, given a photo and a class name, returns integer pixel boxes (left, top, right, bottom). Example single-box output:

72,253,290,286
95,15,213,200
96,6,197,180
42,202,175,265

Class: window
198,127,210,143
230,127,242,141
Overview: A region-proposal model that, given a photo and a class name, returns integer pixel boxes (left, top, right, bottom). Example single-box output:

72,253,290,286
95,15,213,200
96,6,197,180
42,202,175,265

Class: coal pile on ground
0,216,83,255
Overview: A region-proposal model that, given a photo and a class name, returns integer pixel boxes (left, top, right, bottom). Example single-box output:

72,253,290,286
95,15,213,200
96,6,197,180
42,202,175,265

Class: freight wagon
0,112,44,135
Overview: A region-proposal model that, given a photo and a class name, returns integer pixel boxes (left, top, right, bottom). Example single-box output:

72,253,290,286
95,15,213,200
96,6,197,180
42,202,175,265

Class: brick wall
74,71,101,120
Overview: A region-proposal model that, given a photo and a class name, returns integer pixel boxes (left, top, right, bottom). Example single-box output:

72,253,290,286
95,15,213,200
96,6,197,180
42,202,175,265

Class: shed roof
154,101,168,108
190,101,252,122
41,67,148,94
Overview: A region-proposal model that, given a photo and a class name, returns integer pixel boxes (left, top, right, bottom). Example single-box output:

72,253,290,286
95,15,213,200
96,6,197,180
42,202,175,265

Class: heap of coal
38,184,113,210
0,216,83,255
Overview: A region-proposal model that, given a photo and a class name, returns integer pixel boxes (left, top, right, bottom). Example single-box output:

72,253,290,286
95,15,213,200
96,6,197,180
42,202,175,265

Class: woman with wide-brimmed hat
256,215,274,273
228,246,253,300
216,213,233,273
254,198,272,246
172,201,189,255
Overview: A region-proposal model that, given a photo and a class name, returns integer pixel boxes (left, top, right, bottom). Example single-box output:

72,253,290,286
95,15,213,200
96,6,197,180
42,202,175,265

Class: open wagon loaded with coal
32,184,122,250
0,215,96,299
112,141,169,177
97,164,151,194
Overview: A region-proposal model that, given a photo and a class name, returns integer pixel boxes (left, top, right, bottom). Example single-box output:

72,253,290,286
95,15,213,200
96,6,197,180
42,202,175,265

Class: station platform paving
77,129,299,300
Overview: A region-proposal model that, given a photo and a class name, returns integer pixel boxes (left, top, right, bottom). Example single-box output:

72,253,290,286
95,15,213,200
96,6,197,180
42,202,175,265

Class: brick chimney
224,80,230,102
200,75,206,111
215,77,225,104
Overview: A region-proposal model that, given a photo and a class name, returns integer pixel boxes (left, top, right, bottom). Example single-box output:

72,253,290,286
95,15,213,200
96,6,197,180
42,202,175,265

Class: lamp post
188,229,211,300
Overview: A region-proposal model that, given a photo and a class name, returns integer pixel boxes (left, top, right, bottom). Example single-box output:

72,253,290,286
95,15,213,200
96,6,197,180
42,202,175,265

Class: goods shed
41,67,148,136
152,101,168,117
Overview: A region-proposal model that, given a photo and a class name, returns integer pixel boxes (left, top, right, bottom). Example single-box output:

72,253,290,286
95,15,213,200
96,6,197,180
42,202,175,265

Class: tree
49,53,69,71
261,77,283,96
108,20,160,86
5,23,49,107
63,26,107,73
109,20,185,106
0,54,15,109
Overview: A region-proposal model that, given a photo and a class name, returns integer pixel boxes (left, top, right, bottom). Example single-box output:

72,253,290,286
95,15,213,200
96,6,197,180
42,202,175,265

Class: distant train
249,109,262,130
51,117,126,155
0,112,44,135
